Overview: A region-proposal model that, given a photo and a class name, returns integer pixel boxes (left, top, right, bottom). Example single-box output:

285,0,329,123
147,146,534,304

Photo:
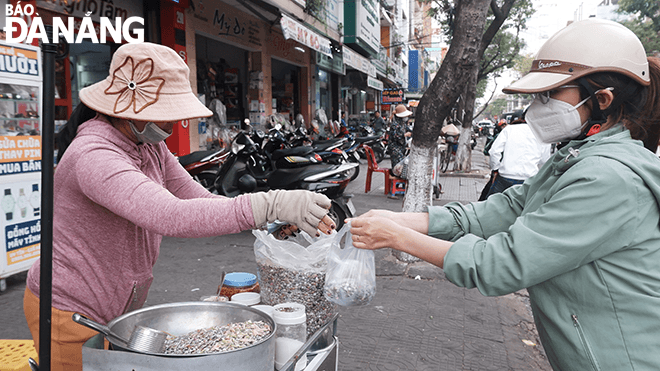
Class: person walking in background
372,110,386,136
388,104,412,171
485,109,552,197
349,19,660,371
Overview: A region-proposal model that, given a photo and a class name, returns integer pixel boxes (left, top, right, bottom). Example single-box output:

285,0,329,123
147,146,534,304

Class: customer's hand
348,215,403,250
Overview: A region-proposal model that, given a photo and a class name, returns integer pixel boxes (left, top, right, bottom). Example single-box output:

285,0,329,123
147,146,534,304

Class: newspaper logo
5,3,144,44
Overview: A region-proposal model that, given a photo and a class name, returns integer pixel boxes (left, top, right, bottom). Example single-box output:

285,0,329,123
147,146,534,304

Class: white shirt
488,123,552,180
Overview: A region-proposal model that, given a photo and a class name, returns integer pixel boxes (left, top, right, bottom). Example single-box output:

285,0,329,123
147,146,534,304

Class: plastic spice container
273,302,307,371
218,272,260,298
231,292,261,306
252,304,275,319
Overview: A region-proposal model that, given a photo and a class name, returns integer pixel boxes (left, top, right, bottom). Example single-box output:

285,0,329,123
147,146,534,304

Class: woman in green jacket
349,19,660,371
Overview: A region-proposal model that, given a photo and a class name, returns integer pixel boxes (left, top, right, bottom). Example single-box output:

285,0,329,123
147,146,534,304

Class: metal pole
39,24,57,371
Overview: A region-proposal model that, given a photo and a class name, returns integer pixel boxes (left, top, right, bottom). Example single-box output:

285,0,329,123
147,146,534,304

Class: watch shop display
2,188,14,221
30,183,40,217
17,188,28,218
0,40,43,291
0,84,40,136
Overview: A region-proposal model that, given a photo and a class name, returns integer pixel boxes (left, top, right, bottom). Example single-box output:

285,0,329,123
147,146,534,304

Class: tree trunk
394,0,490,262
393,145,435,262
455,66,478,171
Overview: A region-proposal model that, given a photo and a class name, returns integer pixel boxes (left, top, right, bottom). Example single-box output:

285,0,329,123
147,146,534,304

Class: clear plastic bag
324,222,376,306
253,230,338,336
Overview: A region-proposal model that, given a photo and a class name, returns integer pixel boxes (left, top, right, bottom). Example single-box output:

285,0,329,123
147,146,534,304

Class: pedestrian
372,110,386,137
485,109,552,197
348,19,660,371
23,43,335,371
388,104,412,172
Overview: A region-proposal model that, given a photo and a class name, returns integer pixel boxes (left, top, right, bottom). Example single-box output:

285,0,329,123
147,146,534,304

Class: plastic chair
364,145,390,194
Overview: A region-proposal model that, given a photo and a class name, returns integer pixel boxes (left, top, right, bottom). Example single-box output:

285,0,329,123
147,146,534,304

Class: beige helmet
504,19,649,94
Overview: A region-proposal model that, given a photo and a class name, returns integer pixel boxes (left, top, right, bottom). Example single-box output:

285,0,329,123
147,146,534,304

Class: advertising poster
0,40,42,282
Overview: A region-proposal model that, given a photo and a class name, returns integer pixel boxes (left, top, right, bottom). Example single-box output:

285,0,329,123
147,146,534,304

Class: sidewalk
0,139,552,370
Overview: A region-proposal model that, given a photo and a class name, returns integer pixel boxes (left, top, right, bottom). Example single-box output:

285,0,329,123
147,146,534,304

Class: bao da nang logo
4,2,144,44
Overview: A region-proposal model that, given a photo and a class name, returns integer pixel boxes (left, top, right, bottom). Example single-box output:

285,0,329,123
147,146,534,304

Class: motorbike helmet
508,109,525,125
503,19,649,95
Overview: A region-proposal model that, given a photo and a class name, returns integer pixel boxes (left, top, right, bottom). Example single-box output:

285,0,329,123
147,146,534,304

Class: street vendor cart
79,302,338,371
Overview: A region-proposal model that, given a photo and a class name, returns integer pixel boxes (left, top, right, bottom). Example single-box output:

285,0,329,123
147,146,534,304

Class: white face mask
525,96,590,143
128,121,172,144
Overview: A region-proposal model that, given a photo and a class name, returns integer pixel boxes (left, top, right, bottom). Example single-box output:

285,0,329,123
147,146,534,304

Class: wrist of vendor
427,205,463,241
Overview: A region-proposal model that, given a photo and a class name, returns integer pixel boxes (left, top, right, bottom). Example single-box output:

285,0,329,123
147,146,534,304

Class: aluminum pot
82,301,275,370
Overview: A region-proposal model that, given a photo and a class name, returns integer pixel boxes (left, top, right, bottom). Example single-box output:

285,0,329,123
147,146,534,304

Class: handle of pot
71,313,129,346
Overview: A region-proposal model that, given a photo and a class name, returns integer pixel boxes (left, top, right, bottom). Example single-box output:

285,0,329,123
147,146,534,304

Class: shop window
196,35,247,127
271,58,300,123
69,42,114,109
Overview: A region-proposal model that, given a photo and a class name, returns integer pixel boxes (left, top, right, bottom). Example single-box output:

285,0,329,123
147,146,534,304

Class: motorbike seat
312,138,346,151
272,146,316,160
178,149,221,167
355,135,380,144
268,163,337,189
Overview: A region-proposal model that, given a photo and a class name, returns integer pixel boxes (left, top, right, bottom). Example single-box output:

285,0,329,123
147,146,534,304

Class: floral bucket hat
79,42,212,122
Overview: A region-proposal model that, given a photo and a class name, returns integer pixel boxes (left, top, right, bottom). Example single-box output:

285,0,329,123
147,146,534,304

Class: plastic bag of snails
323,222,376,306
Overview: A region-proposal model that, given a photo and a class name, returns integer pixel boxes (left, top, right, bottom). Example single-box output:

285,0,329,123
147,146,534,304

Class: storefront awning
280,14,333,58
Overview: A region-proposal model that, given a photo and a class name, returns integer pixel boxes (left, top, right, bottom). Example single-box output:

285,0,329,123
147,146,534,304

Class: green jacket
428,126,660,371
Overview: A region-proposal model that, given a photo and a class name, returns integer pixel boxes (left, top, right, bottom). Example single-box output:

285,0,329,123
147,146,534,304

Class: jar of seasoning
218,272,260,298
273,302,307,371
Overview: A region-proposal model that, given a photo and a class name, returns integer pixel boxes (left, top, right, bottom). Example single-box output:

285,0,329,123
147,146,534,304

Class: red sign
382,89,404,104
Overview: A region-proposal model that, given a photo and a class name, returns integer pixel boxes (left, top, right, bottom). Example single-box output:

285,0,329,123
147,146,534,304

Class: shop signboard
0,41,42,283
280,14,332,58
190,1,264,50
371,45,387,76
316,51,344,75
382,89,404,104
342,46,376,77
367,76,383,91
343,0,380,56
323,0,341,31
37,0,144,23
409,50,419,91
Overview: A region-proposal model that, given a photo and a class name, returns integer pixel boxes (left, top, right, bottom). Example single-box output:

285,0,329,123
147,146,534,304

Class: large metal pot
82,301,275,370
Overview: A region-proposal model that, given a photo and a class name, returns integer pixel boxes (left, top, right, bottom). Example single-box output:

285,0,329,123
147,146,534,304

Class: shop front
187,1,325,150
341,46,378,124
315,49,343,123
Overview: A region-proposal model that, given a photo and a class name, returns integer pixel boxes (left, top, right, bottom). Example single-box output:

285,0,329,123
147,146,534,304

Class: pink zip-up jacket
26,116,255,324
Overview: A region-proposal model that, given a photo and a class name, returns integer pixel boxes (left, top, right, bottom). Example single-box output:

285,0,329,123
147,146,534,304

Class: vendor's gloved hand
251,190,332,237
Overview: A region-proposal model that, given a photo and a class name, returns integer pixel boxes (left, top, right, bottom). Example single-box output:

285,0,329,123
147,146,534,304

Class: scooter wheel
328,201,349,230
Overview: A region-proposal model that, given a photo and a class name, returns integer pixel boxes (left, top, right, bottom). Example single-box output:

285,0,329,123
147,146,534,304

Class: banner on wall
280,14,332,58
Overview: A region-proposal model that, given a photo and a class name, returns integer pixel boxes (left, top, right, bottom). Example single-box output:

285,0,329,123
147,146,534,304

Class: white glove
250,190,332,236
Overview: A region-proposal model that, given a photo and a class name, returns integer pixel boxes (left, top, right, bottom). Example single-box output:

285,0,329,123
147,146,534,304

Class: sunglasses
532,85,581,104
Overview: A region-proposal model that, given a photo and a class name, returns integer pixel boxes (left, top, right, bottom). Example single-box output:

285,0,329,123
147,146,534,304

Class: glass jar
218,272,260,298
273,302,307,371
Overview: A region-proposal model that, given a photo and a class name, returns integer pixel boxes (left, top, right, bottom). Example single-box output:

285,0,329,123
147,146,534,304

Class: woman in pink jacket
24,42,334,371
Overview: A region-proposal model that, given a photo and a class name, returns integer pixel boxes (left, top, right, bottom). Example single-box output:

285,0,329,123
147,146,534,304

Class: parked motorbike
214,131,357,228
178,148,230,192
